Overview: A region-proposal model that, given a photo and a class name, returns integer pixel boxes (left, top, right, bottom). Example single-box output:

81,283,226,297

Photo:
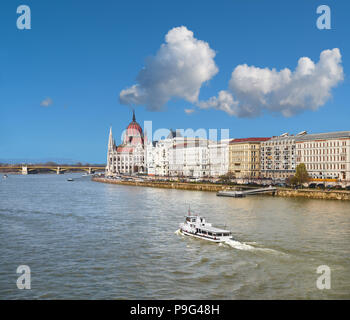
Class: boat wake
223,238,285,255
222,238,255,250
175,229,284,255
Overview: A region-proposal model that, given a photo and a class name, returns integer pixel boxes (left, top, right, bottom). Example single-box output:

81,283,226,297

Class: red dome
126,121,143,135
122,111,144,145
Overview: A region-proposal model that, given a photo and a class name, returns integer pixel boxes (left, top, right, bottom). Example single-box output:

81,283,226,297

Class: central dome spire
123,109,144,145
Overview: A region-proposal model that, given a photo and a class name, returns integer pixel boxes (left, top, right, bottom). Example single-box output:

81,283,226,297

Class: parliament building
106,111,145,176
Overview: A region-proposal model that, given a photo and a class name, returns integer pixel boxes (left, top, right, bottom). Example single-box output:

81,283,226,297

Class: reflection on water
0,174,349,299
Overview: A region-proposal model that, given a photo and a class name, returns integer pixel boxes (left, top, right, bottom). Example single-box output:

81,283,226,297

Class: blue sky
0,0,349,163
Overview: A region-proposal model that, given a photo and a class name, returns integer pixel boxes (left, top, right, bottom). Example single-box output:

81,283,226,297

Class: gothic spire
132,109,136,122
108,126,113,150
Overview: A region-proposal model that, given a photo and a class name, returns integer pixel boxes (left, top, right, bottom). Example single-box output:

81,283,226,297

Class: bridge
2,165,106,175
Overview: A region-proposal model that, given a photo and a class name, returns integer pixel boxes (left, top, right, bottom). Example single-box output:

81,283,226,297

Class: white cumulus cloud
119,26,218,111
197,90,239,116
198,48,344,117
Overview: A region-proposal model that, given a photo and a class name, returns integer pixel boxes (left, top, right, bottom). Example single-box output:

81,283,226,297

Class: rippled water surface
0,174,349,299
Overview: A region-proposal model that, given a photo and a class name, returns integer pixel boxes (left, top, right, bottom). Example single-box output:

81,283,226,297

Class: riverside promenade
92,177,350,201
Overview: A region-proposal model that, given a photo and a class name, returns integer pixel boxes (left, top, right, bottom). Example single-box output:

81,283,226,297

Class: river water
0,173,349,299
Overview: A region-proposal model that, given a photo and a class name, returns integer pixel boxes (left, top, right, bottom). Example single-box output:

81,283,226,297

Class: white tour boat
179,209,233,243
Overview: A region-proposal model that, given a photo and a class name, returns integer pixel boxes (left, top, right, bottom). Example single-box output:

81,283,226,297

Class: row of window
298,148,346,156
297,140,347,148
305,163,346,170
299,155,346,162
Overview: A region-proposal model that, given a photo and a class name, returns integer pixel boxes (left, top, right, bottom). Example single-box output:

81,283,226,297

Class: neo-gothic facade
106,111,145,176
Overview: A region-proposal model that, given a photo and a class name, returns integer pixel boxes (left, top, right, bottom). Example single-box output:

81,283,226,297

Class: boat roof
201,225,231,233
185,215,231,233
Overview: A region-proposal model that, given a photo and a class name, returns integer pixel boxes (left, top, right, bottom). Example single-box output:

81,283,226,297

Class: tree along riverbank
92,177,350,201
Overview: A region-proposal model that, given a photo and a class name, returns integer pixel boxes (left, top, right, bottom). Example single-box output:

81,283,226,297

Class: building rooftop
230,137,270,144
295,131,350,142
266,135,296,142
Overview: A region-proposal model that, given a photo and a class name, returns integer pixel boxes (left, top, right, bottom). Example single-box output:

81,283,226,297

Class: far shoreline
92,177,350,201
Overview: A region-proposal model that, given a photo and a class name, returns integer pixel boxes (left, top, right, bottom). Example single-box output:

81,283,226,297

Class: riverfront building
145,130,183,176
260,133,300,181
106,111,145,176
295,131,350,181
208,140,230,177
169,138,210,178
229,138,270,179
148,136,229,178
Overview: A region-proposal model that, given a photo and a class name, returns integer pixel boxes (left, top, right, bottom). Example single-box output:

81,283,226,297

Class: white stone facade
295,131,350,181
208,141,229,177
169,138,210,178
145,131,183,177
145,141,156,176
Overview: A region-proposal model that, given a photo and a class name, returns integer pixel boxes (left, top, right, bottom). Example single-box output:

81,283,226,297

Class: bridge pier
22,166,28,175
88,167,92,174
56,167,62,174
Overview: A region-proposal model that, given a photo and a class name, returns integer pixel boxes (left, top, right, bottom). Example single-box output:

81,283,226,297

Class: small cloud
197,90,239,115
184,108,195,114
40,97,53,107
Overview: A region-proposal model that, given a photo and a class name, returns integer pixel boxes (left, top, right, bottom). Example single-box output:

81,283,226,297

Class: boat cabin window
208,232,212,236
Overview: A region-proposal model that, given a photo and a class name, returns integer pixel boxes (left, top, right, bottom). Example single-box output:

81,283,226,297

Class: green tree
219,172,235,184
286,175,298,186
294,163,310,185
